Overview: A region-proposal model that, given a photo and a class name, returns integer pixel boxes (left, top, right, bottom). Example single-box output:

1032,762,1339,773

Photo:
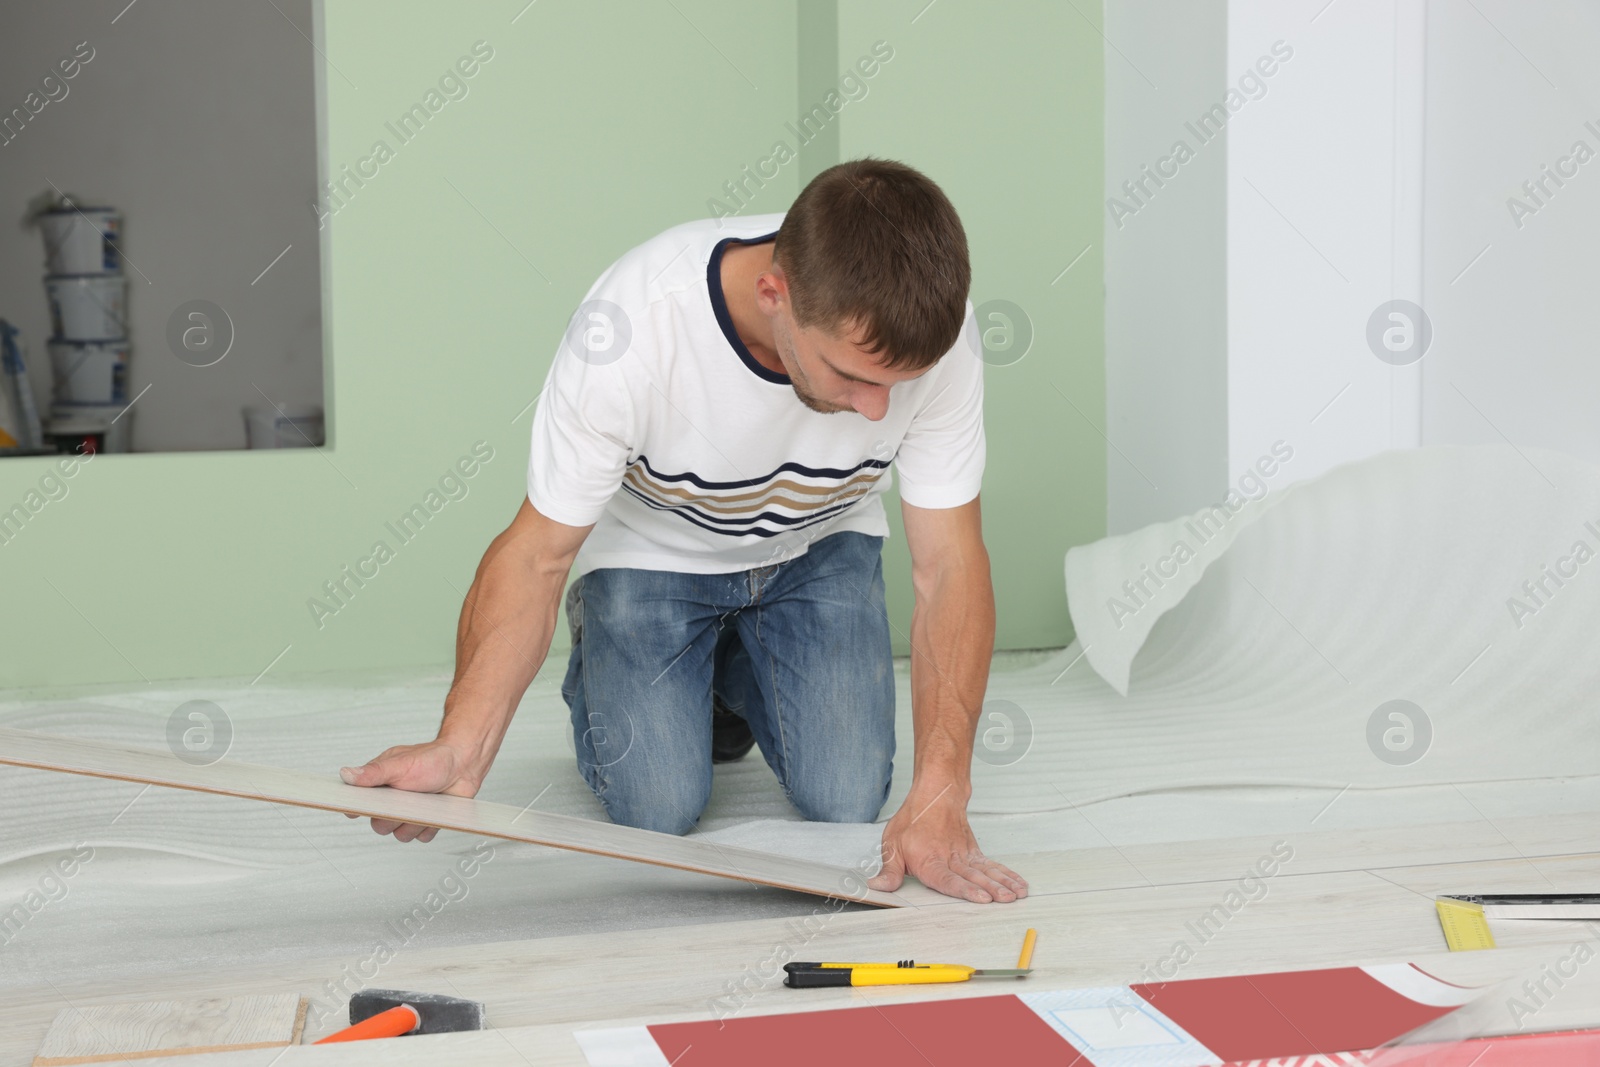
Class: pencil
1017,928,1038,970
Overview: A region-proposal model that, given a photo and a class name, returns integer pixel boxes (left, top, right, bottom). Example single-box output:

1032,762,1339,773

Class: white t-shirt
527,213,985,577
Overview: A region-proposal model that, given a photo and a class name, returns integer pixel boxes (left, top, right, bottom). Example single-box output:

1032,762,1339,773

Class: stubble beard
778,329,849,414
791,379,849,414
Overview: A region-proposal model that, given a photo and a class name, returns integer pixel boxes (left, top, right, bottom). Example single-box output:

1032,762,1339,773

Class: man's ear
753,265,788,313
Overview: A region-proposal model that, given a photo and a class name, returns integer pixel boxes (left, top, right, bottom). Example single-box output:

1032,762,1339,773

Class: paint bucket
37,207,121,275
45,274,127,341
48,402,131,454
48,340,129,405
244,403,324,449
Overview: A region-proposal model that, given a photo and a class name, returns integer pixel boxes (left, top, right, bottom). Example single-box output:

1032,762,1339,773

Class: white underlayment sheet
12,449,1597,855
1050,442,1600,796
4,444,1598,859
3,442,1599,992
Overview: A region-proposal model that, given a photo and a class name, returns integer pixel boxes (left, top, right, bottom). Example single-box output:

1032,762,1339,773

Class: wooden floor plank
9,839,1600,1065
1009,811,1600,899
0,727,944,909
11,725,1600,1066
32,994,305,1065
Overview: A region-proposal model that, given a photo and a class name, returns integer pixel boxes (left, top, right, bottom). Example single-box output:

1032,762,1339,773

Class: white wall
1103,0,1230,534
0,0,324,452
1108,0,1600,528
1225,0,1424,486
1105,0,1420,530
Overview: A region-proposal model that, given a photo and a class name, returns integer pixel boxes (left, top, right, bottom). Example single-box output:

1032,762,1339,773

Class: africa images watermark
306,441,496,629
1108,40,1294,229
0,843,95,950
311,40,496,228
1506,927,1600,1029
167,700,234,766
708,40,895,225
1104,441,1296,630
1505,518,1600,630
1124,841,1295,987
1506,119,1600,230
708,851,882,1024
1367,699,1431,766
0,445,95,549
975,698,1032,767
305,841,496,1027
1,40,96,148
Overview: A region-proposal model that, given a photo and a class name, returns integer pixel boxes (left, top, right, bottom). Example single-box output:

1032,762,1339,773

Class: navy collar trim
707,232,789,385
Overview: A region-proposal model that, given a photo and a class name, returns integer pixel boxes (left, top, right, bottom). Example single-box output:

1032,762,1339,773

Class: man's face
761,273,929,421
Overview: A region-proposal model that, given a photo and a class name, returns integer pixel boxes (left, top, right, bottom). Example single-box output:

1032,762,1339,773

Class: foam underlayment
3,442,1598,994
1059,443,1600,790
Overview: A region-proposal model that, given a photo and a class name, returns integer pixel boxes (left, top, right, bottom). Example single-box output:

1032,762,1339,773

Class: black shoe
711,695,756,764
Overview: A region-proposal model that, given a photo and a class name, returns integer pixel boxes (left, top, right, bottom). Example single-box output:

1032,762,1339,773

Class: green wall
0,0,1102,688
833,0,1104,653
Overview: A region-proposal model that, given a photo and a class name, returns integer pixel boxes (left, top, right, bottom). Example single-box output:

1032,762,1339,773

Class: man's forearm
436,532,570,781
906,557,996,797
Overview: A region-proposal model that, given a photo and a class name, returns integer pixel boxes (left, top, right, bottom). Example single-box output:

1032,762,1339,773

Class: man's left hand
868,783,1028,903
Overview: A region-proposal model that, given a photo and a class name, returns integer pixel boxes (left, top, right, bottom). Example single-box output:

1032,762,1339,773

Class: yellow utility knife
784,929,1037,987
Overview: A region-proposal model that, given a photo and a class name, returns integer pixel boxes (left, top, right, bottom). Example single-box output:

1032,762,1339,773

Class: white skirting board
0,726,943,908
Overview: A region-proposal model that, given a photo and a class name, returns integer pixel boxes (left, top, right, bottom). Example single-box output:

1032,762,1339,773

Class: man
343,158,1026,904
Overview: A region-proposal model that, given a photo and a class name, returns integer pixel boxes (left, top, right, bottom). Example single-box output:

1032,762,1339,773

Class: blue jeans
561,531,896,835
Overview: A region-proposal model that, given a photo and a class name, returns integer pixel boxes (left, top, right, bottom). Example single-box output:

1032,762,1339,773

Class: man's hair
774,158,970,371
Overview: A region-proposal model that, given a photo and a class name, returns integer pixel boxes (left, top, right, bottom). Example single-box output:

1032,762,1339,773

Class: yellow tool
1017,927,1038,969
785,929,1037,987
1434,897,1496,951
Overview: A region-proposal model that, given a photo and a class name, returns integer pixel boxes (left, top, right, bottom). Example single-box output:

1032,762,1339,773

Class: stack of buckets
39,200,131,453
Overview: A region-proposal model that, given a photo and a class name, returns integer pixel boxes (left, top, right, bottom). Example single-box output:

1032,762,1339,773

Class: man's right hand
339,739,483,843
337,501,591,844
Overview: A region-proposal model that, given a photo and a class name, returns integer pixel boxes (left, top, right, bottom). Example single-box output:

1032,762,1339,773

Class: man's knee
590,763,711,836
788,767,891,824
609,802,703,836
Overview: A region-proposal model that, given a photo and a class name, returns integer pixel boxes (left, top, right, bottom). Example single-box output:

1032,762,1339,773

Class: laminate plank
9,807,1600,1066
53,898,1600,1067
9,846,1600,1066
0,727,946,909
1010,811,1600,899
32,994,304,1065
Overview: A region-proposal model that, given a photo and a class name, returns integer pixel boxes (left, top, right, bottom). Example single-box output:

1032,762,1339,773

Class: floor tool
784,928,1038,987
1439,893,1600,920
1434,897,1496,951
313,989,485,1044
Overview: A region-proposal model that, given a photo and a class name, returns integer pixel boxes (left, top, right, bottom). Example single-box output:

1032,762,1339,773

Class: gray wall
1420,0,1600,464
1103,0,1229,533
0,0,324,451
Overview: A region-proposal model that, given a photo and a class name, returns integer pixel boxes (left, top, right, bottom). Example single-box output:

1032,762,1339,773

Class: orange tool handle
314,1004,421,1044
